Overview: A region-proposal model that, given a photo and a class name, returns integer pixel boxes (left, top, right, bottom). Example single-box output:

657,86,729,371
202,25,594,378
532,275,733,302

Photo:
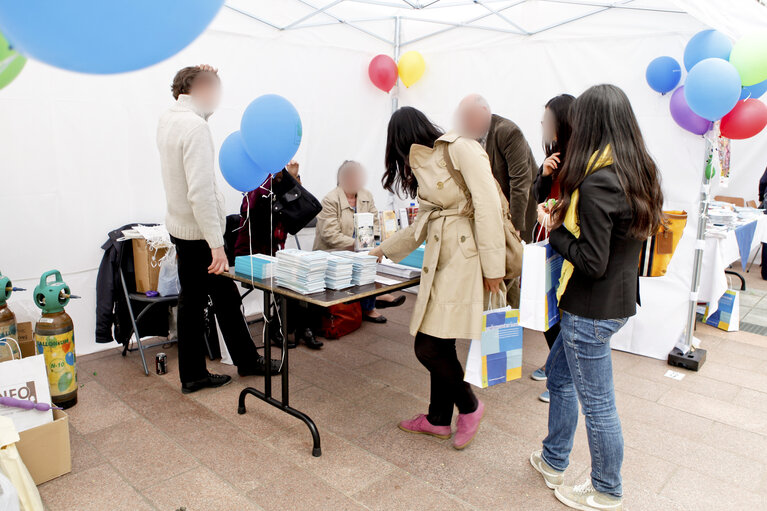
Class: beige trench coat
381,133,505,339
313,186,379,251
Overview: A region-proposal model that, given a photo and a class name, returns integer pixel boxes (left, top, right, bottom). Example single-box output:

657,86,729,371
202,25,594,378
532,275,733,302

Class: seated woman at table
235,161,324,350
314,160,406,323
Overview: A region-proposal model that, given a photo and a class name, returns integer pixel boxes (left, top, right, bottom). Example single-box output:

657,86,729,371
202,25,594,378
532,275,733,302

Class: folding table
223,269,420,457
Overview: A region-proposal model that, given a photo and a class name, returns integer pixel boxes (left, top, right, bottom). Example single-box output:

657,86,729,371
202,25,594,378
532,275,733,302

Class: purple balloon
669,86,712,135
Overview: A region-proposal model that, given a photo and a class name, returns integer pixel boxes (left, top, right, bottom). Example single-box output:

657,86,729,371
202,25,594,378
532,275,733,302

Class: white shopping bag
519,240,563,331
157,246,180,297
0,343,53,433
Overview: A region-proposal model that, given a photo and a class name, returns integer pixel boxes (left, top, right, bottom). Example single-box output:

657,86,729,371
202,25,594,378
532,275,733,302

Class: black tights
414,332,478,426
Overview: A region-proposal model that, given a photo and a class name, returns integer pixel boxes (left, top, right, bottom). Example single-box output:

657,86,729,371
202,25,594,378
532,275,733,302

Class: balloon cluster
646,29,767,139
219,95,303,192
368,51,425,92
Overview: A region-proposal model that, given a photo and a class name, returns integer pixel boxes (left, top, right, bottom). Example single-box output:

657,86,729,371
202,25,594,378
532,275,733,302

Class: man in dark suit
457,94,538,242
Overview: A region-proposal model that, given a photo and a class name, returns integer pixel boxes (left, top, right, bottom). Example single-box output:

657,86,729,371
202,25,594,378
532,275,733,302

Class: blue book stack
275,249,329,294
399,244,425,269
234,254,277,279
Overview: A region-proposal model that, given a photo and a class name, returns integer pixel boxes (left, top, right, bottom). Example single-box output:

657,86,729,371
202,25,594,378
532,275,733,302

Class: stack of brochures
334,251,377,285
275,249,328,294
325,255,354,290
377,260,421,279
399,244,425,269
234,254,277,279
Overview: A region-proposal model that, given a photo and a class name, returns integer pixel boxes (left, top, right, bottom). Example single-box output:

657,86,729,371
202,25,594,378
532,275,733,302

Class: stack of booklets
275,249,328,294
400,244,425,269
335,251,377,285
377,260,421,279
325,255,354,290
234,254,277,279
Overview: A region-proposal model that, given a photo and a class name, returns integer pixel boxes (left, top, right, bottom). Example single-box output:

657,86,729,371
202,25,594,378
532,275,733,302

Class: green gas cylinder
33,270,77,409
0,271,20,361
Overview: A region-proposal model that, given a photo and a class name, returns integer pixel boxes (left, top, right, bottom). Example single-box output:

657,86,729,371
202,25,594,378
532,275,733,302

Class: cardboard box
17,409,71,485
16,321,36,358
132,238,167,293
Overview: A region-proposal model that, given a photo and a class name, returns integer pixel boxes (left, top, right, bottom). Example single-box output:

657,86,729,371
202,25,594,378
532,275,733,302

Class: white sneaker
529,450,564,489
554,479,623,511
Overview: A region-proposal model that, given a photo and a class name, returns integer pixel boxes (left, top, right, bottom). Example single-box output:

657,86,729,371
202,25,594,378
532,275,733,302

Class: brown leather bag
442,144,524,280
319,302,362,339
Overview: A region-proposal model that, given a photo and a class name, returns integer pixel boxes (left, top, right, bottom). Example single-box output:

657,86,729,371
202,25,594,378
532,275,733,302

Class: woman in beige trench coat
369,107,505,450
314,160,405,322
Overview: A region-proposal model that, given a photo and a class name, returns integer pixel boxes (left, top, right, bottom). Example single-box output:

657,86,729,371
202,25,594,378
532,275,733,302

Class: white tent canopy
1,0,766,357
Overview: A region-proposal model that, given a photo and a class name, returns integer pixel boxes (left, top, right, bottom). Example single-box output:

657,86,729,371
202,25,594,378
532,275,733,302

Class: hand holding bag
519,240,564,331
464,293,523,388
270,170,322,235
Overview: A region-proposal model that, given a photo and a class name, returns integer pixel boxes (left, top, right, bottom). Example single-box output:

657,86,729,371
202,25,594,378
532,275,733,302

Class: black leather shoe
376,295,406,309
298,328,323,350
181,373,232,394
238,355,282,376
270,326,296,349
362,314,388,324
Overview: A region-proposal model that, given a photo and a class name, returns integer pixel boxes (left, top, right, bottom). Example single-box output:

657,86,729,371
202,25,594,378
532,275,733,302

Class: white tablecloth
610,215,767,360
699,215,767,315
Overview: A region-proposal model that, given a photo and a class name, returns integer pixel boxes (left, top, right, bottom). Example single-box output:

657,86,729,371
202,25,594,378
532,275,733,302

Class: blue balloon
683,29,732,71
0,1,223,74
219,132,269,193
240,95,302,173
741,79,767,100
646,56,682,94
685,58,742,121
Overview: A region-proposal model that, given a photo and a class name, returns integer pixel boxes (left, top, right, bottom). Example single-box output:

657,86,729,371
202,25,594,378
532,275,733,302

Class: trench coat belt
413,200,462,241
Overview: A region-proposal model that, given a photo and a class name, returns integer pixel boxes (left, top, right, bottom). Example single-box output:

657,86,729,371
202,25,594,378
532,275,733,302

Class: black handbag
270,170,322,235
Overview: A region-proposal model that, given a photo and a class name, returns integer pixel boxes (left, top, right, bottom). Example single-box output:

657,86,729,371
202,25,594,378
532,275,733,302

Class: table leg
236,292,322,457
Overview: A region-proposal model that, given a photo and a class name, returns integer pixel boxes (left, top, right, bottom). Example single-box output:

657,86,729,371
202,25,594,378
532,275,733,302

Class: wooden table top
224,269,420,307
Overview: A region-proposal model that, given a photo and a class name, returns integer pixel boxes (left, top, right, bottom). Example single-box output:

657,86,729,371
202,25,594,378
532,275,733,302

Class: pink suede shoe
398,414,452,439
453,400,484,450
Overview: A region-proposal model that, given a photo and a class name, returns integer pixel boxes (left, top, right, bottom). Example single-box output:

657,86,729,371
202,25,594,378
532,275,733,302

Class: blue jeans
360,297,376,312
541,310,627,497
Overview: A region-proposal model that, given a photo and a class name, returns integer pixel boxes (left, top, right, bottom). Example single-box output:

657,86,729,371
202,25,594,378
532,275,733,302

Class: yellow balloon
398,51,425,88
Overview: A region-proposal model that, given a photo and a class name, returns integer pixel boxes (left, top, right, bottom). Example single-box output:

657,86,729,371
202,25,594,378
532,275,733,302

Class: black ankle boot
298,328,323,350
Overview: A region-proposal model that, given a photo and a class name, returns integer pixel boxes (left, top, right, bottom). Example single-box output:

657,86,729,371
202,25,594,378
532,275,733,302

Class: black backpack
270,170,322,235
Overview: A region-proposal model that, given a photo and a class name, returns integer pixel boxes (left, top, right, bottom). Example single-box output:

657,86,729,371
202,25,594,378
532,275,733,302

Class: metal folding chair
118,241,217,375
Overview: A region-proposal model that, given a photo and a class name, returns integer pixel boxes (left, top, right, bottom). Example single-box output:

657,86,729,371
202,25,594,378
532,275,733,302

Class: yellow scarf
556,145,614,302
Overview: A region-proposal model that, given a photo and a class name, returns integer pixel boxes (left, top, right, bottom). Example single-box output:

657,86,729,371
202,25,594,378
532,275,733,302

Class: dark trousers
543,322,561,350
414,332,478,426
762,243,767,280
172,237,259,383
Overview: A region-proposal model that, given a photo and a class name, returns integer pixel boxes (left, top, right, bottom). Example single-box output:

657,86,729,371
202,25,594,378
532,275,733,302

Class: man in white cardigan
157,65,279,394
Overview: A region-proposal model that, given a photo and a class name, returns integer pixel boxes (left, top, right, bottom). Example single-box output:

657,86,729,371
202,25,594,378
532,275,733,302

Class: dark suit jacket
485,114,538,241
549,165,642,320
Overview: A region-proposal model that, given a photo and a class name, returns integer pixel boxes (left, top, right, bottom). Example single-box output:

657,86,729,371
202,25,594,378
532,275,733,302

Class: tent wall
1,6,765,356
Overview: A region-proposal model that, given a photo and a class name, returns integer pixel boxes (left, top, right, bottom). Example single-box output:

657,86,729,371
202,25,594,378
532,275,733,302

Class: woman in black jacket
529,85,664,511
530,94,575,404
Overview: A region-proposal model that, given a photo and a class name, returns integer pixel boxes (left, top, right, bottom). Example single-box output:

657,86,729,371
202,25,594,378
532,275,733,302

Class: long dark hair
551,84,664,239
544,94,575,162
383,107,444,198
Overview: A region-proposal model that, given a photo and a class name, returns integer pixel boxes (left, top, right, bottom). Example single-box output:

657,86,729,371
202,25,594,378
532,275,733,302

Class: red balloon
720,98,767,139
368,54,398,92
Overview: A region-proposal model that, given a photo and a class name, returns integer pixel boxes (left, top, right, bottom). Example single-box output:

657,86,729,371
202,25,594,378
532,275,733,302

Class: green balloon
0,31,26,90
730,31,767,87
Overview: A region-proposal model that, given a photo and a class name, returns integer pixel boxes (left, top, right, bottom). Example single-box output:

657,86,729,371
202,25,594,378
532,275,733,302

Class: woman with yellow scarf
529,85,665,511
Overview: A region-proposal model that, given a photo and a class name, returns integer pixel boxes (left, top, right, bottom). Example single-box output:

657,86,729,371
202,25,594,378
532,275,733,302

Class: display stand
669,136,713,371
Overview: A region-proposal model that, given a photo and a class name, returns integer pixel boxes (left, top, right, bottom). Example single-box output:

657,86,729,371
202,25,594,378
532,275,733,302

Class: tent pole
669,135,712,371
392,15,401,113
